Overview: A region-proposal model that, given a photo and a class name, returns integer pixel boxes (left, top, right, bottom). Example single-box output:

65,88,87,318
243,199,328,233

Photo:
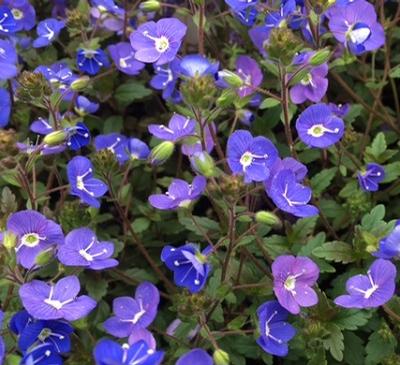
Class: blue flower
374,221,400,259
67,156,108,208
21,343,63,365
65,122,91,150
33,18,65,48
179,54,219,78
108,42,145,76
161,243,212,293
256,300,296,357
93,339,164,365
176,349,213,365
77,48,110,75
128,138,150,161
0,88,11,128
357,163,385,192
0,311,4,364
150,58,181,102
0,6,17,35
4,0,36,31
265,0,296,29
225,0,258,11
148,113,196,142
94,133,129,164
0,39,18,80
227,130,278,183
266,169,318,218
75,95,99,115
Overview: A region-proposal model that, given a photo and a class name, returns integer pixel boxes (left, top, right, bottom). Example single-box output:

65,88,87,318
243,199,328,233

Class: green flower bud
213,349,230,365
35,248,54,266
180,75,217,110
16,71,52,103
266,28,303,66
70,76,91,91
43,130,68,146
218,70,243,88
309,48,331,66
255,211,281,227
191,151,216,177
140,0,161,11
150,141,175,165
2,231,17,250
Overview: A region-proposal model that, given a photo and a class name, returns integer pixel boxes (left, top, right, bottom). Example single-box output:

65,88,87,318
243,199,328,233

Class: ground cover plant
0,0,400,364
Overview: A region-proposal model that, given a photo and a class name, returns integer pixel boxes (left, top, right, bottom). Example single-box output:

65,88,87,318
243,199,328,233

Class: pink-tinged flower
334,259,396,308
130,18,187,66
272,255,320,314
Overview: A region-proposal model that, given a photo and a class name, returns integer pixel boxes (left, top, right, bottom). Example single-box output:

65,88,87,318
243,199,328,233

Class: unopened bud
217,70,243,88
255,211,281,227
35,248,54,266
191,151,216,177
43,130,68,146
140,0,161,11
309,48,330,66
237,109,255,126
71,76,90,91
213,349,230,365
2,231,17,250
149,141,175,165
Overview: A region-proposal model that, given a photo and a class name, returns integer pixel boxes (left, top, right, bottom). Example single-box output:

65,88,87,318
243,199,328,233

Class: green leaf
366,132,387,159
131,217,150,233
322,323,344,362
389,64,400,78
1,186,17,214
115,81,152,108
343,332,365,365
85,276,108,300
259,98,280,109
310,168,337,197
5,355,21,365
361,204,385,230
334,309,372,330
365,324,397,365
382,161,400,183
313,241,355,264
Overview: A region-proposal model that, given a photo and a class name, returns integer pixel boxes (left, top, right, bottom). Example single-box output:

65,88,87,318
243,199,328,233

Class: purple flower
149,176,207,210
267,169,318,218
176,349,213,365
235,55,263,98
94,339,164,365
0,88,11,127
161,243,212,293
6,210,64,269
148,113,196,142
77,48,110,75
128,138,150,161
130,18,187,66
179,54,219,78
31,117,53,135
289,52,328,104
334,259,396,308
225,0,258,11
57,227,118,270
128,328,156,349
327,0,385,55
295,103,345,148
328,103,350,118
374,221,400,259
256,300,296,357
0,311,4,364
232,6,258,26
19,275,97,321
21,343,63,365
150,58,181,102
357,163,385,192
181,122,216,157
103,282,160,338
65,122,91,150
4,0,35,31
108,42,145,76
249,25,270,57
67,156,108,208
265,0,296,29
33,18,65,48
0,39,18,80
0,6,17,35
75,95,99,115
272,255,320,314
227,130,278,183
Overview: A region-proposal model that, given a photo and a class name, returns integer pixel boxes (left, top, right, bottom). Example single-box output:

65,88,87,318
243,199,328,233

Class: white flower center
21,232,42,247
307,124,339,138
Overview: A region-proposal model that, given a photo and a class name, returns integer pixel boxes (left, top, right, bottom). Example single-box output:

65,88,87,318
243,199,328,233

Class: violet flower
108,42,145,76
334,259,396,308
19,275,97,321
272,255,320,314
235,55,263,98
94,133,129,164
374,221,400,259
148,113,196,142
357,163,385,192
176,349,213,365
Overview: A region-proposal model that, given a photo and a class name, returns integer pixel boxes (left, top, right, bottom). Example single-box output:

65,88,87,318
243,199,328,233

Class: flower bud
309,48,330,66
70,76,90,91
43,130,68,146
213,349,230,365
180,75,217,110
255,211,281,227
266,28,303,66
140,0,161,11
191,151,216,177
217,70,243,88
149,141,175,165
2,231,17,250
35,248,54,266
